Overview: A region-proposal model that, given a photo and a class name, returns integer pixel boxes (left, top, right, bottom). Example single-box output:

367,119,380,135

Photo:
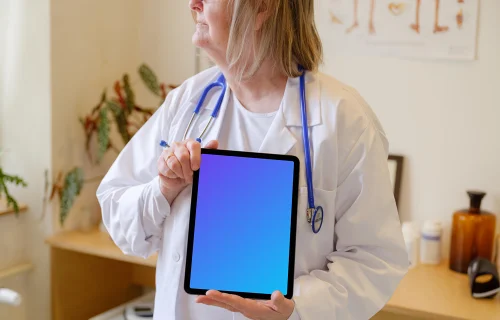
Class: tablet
184,148,299,300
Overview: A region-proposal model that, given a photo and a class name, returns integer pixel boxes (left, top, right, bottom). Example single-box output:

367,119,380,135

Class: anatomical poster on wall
325,0,479,60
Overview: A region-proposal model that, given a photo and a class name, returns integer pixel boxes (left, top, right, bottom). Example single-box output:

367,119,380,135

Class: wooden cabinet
46,229,500,320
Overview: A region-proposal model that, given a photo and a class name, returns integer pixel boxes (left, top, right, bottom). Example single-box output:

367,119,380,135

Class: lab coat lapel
258,109,297,155
258,71,321,155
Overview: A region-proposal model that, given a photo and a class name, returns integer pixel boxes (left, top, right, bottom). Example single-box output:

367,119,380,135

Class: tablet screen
185,149,299,299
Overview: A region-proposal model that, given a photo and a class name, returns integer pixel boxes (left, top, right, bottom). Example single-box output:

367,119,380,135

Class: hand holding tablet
184,148,299,304
196,289,295,319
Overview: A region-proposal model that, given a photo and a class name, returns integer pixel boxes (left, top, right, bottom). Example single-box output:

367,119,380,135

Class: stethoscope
160,69,324,233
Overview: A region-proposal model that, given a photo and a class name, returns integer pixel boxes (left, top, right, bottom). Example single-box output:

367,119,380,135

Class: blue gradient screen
189,153,295,295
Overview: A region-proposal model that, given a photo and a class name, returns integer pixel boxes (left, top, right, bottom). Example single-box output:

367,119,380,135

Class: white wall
316,0,500,256
0,1,52,320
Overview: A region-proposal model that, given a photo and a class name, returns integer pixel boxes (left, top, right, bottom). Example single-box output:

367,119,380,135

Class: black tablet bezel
184,148,300,300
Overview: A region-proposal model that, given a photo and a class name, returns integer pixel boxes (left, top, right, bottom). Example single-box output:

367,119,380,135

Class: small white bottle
402,222,419,268
420,220,442,265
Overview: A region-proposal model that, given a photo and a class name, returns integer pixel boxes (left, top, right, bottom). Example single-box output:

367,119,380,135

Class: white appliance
0,288,21,306
89,291,155,320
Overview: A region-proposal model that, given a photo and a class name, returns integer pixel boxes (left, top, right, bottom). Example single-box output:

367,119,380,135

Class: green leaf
139,64,161,96
108,101,131,144
122,74,135,115
2,174,28,187
97,106,110,163
59,167,84,225
0,167,27,215
6,193,19,214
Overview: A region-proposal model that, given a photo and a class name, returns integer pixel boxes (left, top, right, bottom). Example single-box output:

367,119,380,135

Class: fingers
165,151,183,179
205,140,219,149
205,290,265,316
173,142,192,182
186,139,201,171
196,296,238,312
158,139,217,182
158,151,179,179
157,154,169,177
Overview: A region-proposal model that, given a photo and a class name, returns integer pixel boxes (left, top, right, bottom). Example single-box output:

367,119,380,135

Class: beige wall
50,0,143,231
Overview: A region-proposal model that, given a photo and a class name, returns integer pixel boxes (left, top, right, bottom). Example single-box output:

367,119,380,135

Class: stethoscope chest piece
312,206,324,233
307,206,324,234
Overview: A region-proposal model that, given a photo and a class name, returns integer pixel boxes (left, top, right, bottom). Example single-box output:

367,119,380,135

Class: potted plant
49,63,176,226
0,149,28,214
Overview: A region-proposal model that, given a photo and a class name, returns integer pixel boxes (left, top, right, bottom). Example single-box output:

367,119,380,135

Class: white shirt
218,93,278,152
96,67,408,320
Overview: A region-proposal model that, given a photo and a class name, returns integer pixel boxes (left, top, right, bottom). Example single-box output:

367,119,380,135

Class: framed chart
388,154,404,208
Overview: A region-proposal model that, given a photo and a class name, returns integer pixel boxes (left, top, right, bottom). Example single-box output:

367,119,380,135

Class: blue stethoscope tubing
161,69,323,233
183,74,227,143
299,70,323,234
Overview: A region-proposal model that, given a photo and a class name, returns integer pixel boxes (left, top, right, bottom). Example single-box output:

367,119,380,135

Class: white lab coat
97,66,409,320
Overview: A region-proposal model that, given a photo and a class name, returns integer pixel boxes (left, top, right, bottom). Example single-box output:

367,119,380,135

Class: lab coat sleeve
289,123,409,320
96,92,177,259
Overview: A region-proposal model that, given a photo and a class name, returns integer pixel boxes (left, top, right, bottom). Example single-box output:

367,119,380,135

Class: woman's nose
189,0,203,12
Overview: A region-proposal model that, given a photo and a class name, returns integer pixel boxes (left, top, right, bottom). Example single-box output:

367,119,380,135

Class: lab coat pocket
294,186,337,274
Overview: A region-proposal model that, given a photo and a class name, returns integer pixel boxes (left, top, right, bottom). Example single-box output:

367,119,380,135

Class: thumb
204,140,219,149
270,290,287,311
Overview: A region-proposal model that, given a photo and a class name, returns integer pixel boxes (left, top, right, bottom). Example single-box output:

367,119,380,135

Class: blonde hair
226,0,323,80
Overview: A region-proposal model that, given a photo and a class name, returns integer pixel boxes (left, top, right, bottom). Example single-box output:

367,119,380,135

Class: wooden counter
384,262,500,319
46,229,157,267
46,229,500,320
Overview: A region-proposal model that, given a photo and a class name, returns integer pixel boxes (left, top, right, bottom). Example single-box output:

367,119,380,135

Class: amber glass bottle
449,191,497,274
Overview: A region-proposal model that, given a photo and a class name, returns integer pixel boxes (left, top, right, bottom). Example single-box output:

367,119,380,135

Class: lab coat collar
281,70,322,128
258,71,322,155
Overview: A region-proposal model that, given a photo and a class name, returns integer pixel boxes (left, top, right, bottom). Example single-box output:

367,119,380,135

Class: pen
160,139,203,149
159,140,170,149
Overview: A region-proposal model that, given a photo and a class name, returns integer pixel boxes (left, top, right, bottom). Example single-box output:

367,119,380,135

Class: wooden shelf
45,229,157,267
0,200,27,216
0,263,33,281
384,261,500,319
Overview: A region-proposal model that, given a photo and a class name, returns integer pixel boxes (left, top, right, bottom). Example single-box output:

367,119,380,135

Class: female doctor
97,0,408,319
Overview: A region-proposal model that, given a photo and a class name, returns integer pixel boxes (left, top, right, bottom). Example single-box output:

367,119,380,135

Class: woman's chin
192,36,210,49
